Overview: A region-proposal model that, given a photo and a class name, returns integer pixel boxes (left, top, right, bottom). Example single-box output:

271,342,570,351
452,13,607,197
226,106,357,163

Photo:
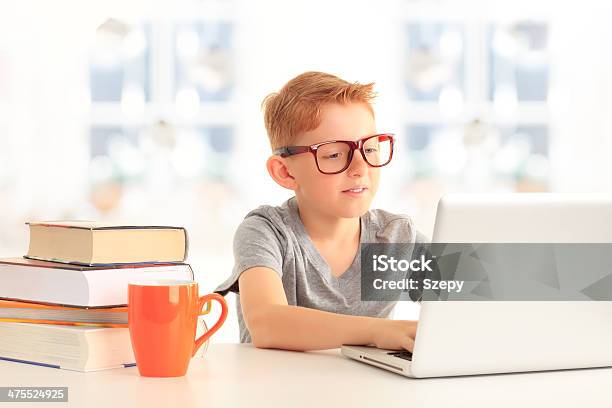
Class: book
0,299,127,327
25,221,189,266
0,258,194,307
0,322,135,372
0,320,209,371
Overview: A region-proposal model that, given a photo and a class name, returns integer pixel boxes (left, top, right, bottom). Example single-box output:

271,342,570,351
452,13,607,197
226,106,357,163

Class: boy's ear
266,155,298,191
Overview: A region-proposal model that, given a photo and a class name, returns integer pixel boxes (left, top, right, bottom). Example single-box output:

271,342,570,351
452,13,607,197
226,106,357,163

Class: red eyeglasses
273,133,395,175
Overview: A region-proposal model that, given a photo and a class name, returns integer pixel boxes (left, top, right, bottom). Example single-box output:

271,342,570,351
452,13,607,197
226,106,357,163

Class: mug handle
193,293,228,357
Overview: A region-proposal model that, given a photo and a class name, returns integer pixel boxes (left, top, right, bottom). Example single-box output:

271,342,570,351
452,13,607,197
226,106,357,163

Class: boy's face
284,102,380,219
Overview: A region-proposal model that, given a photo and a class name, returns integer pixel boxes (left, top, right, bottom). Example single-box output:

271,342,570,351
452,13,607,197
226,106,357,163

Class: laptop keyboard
387,351,413,361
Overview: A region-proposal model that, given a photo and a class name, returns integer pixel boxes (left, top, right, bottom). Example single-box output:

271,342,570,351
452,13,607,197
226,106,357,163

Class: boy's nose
347,149,368,177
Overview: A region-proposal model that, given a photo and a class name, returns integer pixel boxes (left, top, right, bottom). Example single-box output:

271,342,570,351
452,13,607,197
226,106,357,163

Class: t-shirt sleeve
214,215,284,296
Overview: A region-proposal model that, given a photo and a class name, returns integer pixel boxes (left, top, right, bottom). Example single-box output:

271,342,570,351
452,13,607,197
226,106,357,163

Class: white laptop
342,193,612,378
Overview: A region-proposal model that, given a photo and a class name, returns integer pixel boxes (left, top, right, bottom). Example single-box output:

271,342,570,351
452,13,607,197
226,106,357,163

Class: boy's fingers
403,337,415,352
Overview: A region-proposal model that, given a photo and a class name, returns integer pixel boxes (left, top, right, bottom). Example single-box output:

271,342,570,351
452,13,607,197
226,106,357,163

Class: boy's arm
239,267,417,352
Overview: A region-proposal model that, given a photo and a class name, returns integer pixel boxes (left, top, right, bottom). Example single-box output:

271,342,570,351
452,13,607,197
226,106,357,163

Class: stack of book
0,221,194,372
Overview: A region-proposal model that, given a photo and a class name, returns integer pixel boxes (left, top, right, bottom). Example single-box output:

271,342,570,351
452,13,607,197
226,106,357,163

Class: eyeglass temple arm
273,146,311,157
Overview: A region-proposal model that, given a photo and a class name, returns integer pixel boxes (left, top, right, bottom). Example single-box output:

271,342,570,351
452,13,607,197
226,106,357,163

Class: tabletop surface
1,343,611,408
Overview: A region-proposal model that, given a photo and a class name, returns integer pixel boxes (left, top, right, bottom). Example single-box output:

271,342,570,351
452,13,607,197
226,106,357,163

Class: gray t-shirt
215,196,427,343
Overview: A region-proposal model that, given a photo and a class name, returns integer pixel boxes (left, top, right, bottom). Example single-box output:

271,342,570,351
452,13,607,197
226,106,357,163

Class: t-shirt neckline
287,196,368,283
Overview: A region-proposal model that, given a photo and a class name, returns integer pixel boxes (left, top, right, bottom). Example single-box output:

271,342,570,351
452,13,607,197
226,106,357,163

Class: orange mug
128,279,228,377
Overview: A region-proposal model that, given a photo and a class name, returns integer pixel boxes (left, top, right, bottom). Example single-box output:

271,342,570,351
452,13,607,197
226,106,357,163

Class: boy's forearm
248,304,380,351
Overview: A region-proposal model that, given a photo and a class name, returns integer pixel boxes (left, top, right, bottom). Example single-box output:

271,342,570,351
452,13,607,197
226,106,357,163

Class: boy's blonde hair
262,71,376,150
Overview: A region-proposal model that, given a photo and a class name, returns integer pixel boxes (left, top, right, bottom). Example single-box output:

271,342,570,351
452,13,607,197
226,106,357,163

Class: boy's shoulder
366,207,427,244
235,198,298,237
367,207,412,228
241,198,294,224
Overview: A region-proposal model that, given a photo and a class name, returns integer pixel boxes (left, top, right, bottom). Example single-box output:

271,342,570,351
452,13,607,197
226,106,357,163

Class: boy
215,71,426,352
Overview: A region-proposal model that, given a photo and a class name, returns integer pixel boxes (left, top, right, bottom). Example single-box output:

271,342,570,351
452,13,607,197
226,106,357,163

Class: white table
1,343,611,407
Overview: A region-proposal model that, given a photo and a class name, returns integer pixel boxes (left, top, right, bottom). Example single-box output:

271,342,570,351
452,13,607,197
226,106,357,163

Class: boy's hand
370,319,418,352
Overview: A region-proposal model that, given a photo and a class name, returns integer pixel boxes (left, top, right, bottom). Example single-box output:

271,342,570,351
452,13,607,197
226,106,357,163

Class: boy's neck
294,199,360,245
